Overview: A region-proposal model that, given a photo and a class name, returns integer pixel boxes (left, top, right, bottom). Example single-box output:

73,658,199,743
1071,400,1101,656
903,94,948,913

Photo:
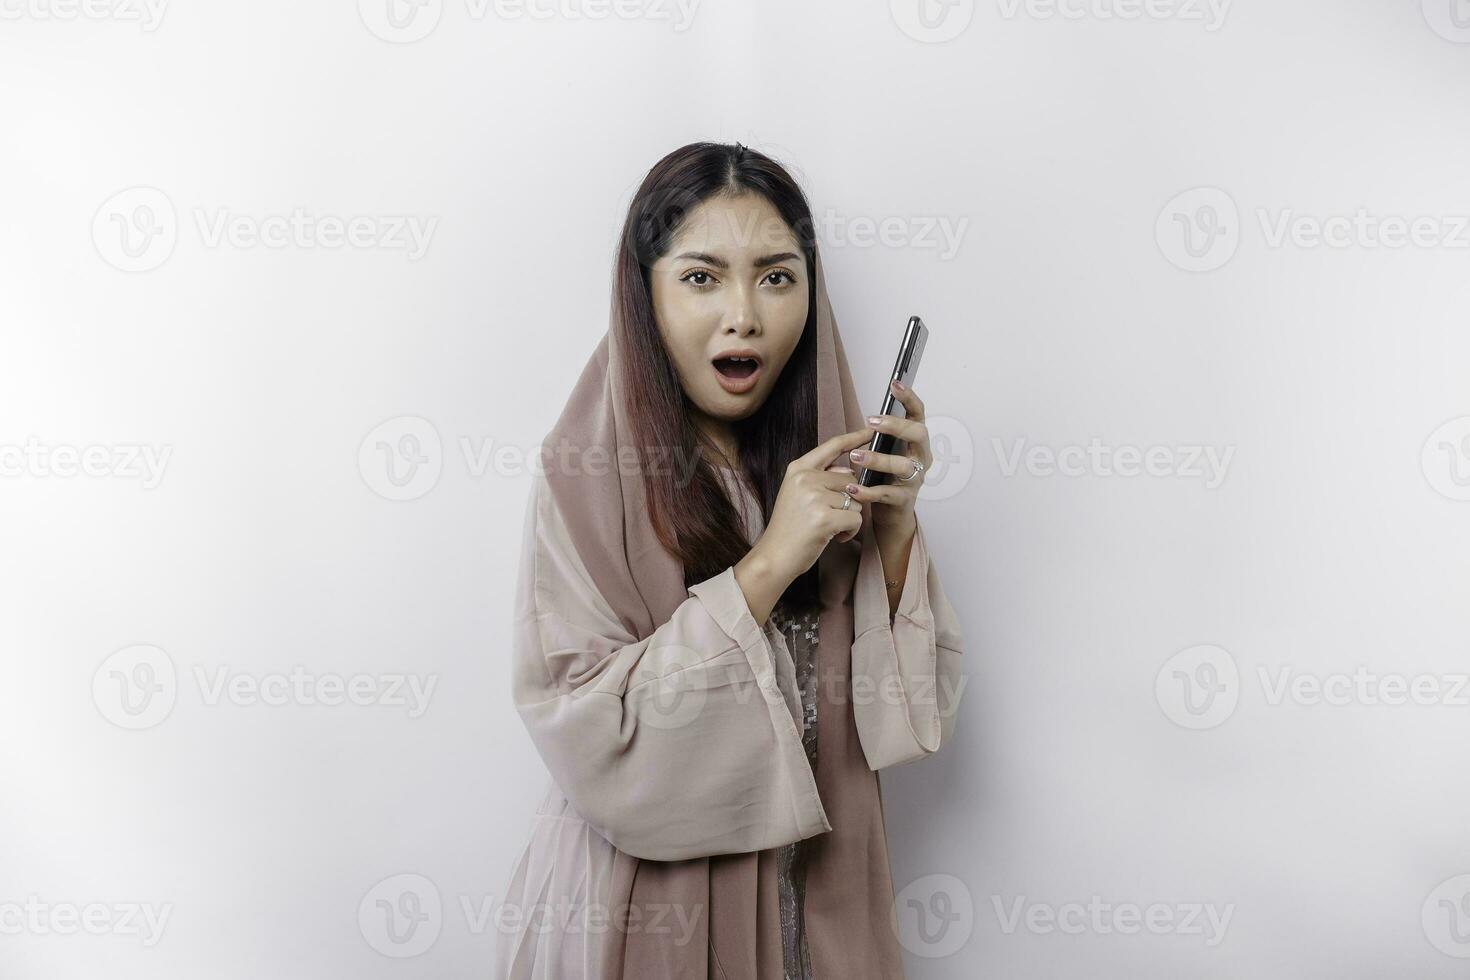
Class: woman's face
649,192,810,436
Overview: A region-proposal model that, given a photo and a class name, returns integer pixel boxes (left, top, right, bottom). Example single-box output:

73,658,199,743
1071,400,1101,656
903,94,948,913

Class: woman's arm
510,472,831,863
875,513,918,619
850,516,965,771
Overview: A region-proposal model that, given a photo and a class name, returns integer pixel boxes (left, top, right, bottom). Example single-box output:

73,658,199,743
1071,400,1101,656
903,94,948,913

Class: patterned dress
713,462,825,978
770,601,822,980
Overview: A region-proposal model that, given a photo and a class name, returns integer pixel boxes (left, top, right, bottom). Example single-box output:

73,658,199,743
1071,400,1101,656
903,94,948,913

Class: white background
3,0,1470,976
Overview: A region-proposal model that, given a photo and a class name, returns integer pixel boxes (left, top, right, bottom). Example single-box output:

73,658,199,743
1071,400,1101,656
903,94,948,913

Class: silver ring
897,458,925,483
840,493,853,510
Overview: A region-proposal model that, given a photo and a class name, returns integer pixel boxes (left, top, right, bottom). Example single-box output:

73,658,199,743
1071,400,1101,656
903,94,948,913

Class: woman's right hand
733,428,873,624
751,428,873,584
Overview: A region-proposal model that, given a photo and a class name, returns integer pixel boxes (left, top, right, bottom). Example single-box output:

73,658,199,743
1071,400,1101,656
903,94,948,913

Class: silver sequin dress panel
770,601,820,980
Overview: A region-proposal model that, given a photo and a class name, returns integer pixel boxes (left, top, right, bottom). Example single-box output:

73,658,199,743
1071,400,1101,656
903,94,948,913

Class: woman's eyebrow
672,250,801,268
674,251,728,269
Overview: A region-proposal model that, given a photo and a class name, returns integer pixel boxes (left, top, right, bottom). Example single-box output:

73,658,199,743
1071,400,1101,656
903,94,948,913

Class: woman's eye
764,270,796,287
681,270,715,288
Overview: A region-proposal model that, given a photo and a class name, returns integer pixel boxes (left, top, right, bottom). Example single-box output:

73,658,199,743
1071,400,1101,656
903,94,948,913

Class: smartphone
858,315,929,488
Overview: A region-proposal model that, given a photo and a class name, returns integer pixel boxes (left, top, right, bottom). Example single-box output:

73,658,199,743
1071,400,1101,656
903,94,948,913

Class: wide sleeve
849,518,965,771
510,472,833,863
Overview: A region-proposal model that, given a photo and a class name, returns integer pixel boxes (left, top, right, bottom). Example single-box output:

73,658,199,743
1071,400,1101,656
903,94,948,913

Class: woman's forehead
668,195,805,263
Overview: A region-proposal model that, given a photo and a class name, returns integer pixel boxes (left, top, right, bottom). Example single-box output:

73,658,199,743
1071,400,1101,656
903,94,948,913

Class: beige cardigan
494,468,963,977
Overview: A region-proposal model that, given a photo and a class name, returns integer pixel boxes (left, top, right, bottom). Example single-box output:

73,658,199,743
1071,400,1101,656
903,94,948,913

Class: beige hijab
538,243,909,978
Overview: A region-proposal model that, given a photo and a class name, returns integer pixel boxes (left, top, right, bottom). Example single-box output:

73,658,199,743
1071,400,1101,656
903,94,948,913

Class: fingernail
866,416,882,428
891,379,905,391
850,449,866,461
845,483,860,495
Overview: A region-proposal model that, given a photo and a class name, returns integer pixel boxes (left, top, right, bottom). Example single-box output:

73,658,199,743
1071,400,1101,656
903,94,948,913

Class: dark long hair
613,141,821,609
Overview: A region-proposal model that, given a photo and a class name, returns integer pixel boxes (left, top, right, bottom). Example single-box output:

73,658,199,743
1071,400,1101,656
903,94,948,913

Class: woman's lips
712,359,762,394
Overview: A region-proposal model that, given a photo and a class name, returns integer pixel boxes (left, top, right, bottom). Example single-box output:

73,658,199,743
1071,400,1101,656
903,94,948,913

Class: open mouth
711,354,763,394
713,357,759,380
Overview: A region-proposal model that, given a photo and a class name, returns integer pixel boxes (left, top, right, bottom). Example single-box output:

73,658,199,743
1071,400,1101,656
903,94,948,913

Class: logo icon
1156,187,1240,272
892,872,973,958
358,0,443,43
1423,0,1470,42
889,0,975,43
632,644,712,731
93,644,178,730
1422,416,1470,501
1424,874,1470,957
1155,644,1239,729
359,416,443,501
93,187,177,272
917,414,974,502
359,873,442,957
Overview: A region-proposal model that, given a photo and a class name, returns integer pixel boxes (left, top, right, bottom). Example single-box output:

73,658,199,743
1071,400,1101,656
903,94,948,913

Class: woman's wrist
734,544,789,627
873,513,918,617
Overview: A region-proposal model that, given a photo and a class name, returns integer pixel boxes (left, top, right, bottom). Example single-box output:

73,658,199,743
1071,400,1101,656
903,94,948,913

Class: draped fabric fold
495,245,964,979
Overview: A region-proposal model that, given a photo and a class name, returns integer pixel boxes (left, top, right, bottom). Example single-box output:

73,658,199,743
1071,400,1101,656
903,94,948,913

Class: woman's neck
691,411,738,470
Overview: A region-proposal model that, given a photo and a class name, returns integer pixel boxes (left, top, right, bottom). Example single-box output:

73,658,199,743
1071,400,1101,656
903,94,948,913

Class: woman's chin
696,389,766,420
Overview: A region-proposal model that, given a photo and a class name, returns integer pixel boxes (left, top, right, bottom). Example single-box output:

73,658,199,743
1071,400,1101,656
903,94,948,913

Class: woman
493,142,964,979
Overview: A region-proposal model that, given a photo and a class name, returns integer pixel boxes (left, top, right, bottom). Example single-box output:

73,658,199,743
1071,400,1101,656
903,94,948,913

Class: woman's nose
722,287,760,335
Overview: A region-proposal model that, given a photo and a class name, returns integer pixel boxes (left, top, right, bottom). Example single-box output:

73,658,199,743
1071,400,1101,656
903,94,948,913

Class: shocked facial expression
649,192,810,429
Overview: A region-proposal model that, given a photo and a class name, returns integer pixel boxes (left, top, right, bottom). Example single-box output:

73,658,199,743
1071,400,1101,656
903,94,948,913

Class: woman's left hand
844,380,930,535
